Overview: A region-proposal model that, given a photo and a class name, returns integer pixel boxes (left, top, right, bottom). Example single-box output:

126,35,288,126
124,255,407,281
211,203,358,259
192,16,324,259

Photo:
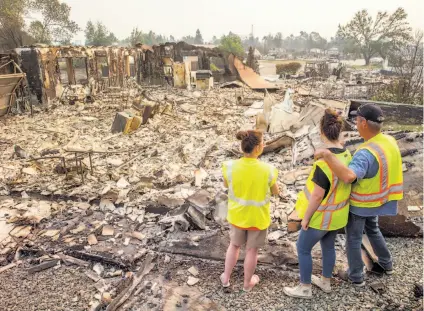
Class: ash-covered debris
0,72,422,309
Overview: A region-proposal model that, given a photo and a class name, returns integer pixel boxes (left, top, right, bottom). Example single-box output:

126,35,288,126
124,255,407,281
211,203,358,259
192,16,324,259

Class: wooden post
66,58,75,85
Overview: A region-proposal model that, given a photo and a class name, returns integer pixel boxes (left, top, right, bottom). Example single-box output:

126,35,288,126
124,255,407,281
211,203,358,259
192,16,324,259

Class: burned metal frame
9,43,232,105
0,60,32,116
28,151,94,184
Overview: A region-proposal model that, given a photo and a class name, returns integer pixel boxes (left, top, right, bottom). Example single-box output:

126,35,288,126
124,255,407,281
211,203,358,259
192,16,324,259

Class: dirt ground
0,237,421,311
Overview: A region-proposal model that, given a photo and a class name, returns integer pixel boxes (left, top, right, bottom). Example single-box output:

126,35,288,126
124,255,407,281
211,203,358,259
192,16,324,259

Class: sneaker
311,275,331,293
337,269,366,287
283,284,312,299
370,263,393,276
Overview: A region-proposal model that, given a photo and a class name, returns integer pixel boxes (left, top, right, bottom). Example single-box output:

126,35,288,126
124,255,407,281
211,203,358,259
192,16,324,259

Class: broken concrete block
28,259,59,274
194,168,208,187
408,206,422,212
85,270,101,282
157,196,185,209
188,266,199,276
282,172,296,185
213,192,228,226
136,215,144,224
187,276,199,286
107,158,124,167
87,234,98,245
185,205,206,230
102,225,114,236
93,263,104,276
111,112,133,134
158,214,190,232
187,190,211,209
268,230,285,242
100,199,115,211
132,231,145,240
117,177,130,189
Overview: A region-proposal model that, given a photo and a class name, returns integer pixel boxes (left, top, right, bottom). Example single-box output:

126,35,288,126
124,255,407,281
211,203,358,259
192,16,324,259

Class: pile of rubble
0,81,422,310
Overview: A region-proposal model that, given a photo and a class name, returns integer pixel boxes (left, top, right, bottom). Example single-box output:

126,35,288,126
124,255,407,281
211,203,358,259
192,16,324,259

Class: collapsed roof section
230,54,279,90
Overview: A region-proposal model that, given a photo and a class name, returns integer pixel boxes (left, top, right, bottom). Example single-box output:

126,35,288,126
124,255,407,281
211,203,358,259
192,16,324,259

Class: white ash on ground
0,84,422,311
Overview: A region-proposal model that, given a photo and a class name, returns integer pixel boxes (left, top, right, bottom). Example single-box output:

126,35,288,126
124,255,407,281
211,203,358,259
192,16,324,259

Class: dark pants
346,212,392,282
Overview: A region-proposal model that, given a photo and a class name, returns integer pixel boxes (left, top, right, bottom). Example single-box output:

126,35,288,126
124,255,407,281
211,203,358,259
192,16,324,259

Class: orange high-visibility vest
350,133,403,207
296,150,352,231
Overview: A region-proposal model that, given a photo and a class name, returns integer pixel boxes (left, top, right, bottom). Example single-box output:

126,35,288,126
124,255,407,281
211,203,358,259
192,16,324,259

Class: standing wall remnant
10,42,232,104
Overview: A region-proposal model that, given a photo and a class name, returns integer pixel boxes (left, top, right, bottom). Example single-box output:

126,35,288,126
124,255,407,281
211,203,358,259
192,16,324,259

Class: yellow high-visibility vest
350,133,403,208
222,158,278,230
295,150,352,231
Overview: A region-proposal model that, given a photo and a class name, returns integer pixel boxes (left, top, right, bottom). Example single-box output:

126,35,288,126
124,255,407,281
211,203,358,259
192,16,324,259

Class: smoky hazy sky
62,0,424,43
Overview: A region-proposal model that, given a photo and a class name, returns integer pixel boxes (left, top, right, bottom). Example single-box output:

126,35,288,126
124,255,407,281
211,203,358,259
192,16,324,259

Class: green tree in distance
219,32,244,57
28,0,80,44
0,0,32,49
338,8,411,65
194,29,203,44
85,21,118,46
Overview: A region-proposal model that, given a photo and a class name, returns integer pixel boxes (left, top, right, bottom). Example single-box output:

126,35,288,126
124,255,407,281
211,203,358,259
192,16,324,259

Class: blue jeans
297,227,338,284
346,213,392,282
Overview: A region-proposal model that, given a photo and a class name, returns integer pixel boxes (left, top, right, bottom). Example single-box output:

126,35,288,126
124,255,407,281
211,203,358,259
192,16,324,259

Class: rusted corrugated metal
233,56,279,90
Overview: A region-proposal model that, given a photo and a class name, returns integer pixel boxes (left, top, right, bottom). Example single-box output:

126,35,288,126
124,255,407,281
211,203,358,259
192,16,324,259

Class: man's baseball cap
350,104,385,123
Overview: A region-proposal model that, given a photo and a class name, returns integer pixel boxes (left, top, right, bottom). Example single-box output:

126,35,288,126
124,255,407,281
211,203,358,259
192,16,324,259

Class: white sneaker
283,284,312,299
311,275,331,293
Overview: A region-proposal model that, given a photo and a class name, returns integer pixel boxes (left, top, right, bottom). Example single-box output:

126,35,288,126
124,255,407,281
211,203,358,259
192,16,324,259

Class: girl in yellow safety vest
220,130,279,292
284,109,352,299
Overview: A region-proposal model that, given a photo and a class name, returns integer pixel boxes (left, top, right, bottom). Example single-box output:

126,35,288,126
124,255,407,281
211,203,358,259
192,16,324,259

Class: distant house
193,44,218,49
328,47,339,56
310,48,323,54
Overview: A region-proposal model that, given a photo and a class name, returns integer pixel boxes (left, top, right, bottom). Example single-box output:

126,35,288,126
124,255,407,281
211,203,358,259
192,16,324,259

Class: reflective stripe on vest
350,142,403,204
304,186,349,212
226,160,273,207
303,177,349,230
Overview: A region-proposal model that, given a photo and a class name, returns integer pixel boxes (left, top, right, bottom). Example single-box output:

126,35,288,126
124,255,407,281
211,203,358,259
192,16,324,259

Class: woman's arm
301,185,325,230
271,183,279,196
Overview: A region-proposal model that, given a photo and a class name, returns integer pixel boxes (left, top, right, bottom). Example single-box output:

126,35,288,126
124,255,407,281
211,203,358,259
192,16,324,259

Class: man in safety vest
315,104,403,286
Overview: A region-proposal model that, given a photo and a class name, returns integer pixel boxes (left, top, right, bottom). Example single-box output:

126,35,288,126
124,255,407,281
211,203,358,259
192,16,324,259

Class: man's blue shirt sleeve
348,149,376,181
